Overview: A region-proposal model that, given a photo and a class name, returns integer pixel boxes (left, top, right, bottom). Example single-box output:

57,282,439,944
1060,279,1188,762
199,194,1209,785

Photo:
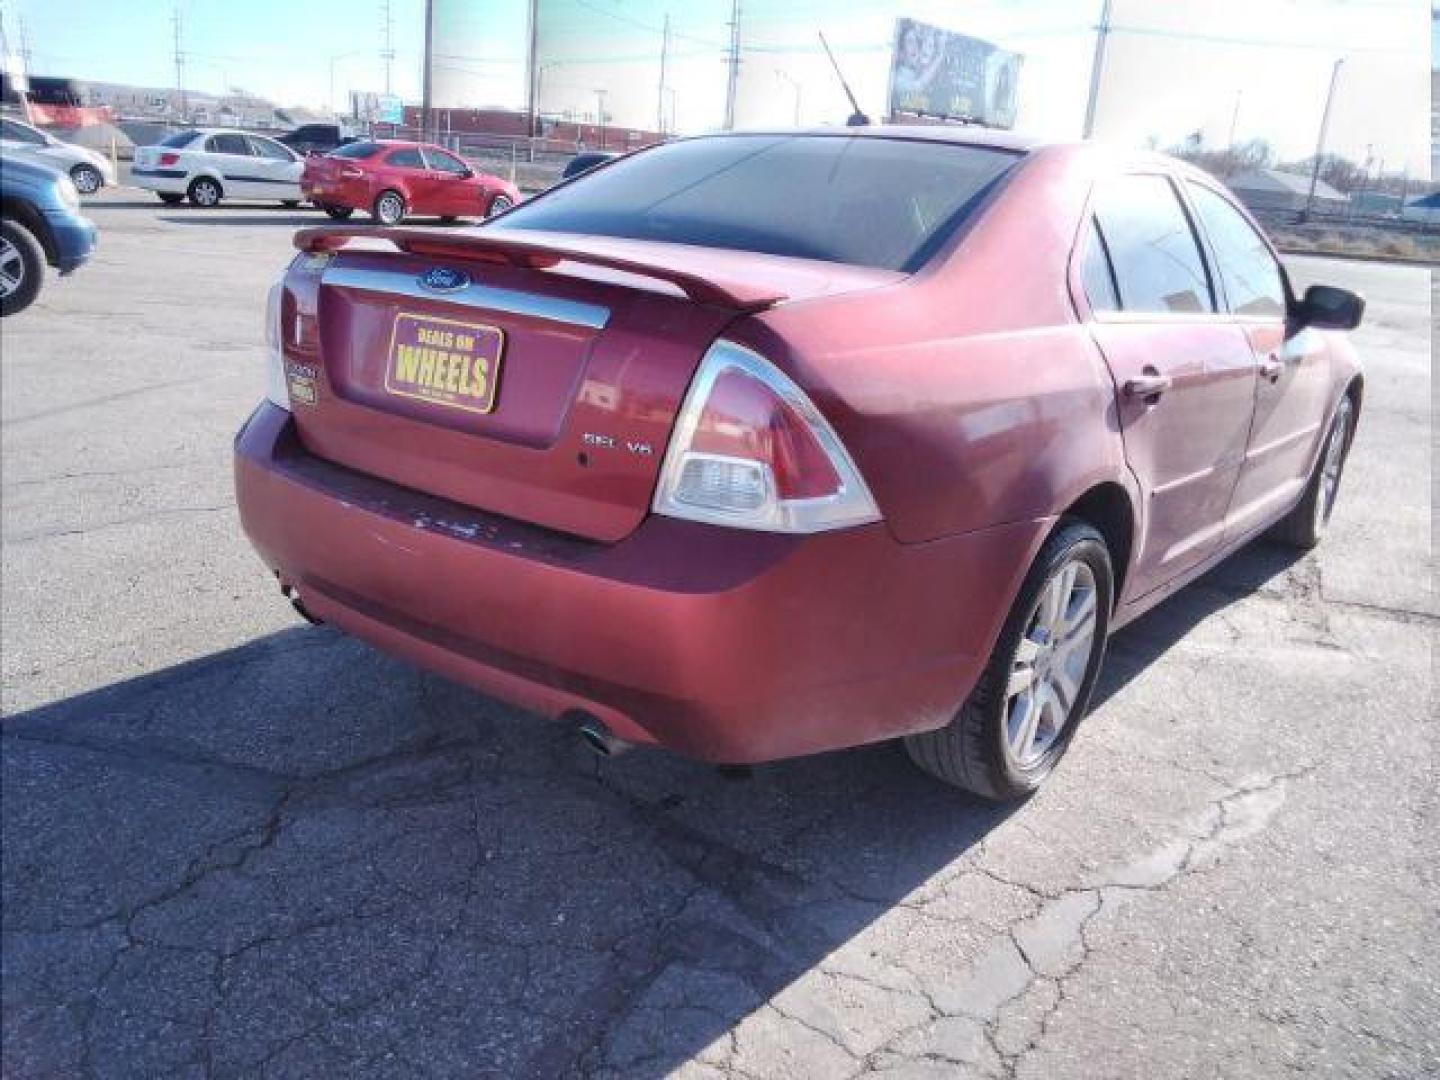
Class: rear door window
1185,182,1286,318
1092,175,1214,315
329,141,380,160
423,148,469,175
207,133,253,157
247,135,295,161
384,148,425,169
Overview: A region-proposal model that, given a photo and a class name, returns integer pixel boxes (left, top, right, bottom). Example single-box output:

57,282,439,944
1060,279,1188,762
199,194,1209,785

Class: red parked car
237,129,1363,800
301,140,520,225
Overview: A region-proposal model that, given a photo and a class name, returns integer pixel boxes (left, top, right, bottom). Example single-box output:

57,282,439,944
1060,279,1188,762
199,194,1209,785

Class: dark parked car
0,156,96,316
560,151,617,180
278,123,354,157
238,129,1364,800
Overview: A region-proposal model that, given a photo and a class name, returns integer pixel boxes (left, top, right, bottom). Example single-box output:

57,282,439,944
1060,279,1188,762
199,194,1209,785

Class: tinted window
1092,175,1213,314
494,134,1019,271
248,135,294,161
384,148,425,169
330,141,380,160
159,130,200,149
424,148,469,175
1081,218,1121,314
207,133,253,156
1186,183,1285,318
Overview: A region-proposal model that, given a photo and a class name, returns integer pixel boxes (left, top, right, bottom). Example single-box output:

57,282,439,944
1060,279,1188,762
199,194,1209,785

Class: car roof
701,124,1042,154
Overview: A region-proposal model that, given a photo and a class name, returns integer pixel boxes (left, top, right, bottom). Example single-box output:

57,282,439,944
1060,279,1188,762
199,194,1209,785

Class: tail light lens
263,281,290,411
158,152,179,166
652,340,881,533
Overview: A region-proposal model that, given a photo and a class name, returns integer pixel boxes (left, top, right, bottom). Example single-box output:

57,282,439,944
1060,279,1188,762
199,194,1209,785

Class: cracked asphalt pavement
2,193,1435,1078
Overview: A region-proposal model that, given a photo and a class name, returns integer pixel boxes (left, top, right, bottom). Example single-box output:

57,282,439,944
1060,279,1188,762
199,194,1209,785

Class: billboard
351,91,405,125
887,18,1022,129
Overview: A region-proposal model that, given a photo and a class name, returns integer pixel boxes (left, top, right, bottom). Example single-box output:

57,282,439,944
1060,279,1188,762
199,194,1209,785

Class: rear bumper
234,403,1043,762
130,169,188,195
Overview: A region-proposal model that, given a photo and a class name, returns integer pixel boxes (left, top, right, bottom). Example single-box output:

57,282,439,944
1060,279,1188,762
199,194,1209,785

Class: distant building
1227,169,1348,213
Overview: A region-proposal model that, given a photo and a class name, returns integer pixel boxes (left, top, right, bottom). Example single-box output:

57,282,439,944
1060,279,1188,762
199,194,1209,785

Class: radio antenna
818,31,869,126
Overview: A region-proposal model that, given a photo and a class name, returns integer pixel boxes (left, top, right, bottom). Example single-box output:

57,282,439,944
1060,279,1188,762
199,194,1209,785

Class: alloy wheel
1314,397,1352,532
0,235,23,299
71,165,103,195
1003,558,1099,769
377,193,404,224
194,180,220,207
487,195,513,217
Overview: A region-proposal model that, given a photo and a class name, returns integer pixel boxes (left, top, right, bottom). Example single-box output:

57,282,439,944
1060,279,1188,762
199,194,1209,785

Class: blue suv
1,155,97,316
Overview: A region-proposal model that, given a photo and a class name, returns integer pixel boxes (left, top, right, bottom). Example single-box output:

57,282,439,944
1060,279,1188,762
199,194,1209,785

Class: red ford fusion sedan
301,139,520,226
236,128,1363,800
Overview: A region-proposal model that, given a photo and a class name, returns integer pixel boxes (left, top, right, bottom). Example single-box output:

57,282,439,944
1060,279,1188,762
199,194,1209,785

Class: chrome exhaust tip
576,716,631,758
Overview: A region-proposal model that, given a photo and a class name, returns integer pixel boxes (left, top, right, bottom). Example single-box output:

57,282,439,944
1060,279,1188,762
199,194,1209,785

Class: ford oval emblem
419,267,470,293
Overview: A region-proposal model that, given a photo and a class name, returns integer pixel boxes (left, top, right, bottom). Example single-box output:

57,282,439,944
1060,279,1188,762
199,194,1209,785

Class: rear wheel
321,204,355,220
0,219,46,318
905,520,1112,800
156,192,185,206
1271,393,1355,550
486,194,514,217
372,189,406,226
187,176,223,208
70,164,104,195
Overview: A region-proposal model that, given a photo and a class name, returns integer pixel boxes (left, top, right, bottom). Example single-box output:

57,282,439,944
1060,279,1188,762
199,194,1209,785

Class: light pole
1304,57,1345,221
775,69,801,127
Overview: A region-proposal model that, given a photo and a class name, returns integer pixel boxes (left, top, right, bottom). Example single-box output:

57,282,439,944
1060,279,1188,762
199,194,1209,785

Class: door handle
1259,355,1284,381
1123,373,1172,399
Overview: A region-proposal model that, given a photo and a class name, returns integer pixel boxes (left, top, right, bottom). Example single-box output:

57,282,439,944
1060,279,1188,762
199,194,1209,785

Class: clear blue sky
6,0,1434,173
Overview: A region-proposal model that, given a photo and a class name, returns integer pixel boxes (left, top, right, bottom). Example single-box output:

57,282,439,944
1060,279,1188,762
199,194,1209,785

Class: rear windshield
158,131,200,148
494,134,1020,271
329,141,381,160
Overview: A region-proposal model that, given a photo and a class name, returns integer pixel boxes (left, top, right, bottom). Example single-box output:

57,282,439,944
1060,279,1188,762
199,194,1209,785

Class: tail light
158,152,179,166
263,281,290,411
652,340,881,534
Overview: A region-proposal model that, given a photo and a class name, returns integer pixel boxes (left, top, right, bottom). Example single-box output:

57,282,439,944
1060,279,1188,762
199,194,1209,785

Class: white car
0,116,116,195
131,128,304,208
1400,192,1440,225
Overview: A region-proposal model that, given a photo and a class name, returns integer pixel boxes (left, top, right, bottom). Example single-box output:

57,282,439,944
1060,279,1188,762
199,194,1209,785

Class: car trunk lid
280,226,902,543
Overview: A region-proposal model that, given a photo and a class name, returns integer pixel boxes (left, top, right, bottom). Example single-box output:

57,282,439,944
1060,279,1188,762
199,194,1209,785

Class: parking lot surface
2,192,1436,1079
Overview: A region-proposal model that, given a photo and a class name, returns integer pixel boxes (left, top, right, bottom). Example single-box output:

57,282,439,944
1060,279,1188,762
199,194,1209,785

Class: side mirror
1295,284,1364,331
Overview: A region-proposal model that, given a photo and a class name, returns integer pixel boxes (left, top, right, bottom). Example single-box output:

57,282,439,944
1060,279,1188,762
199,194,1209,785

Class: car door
380,147,437,213
1182,180,1331,540
205,132,260,198
246,135,303,199
421,147,482,217
1079,172,1259,601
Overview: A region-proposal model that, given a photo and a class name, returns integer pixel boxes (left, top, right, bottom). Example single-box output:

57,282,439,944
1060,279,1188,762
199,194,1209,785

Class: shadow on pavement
0,539,1299,1076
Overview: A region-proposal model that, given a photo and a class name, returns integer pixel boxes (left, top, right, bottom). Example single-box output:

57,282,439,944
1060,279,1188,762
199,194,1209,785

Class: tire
486,194,514,218
372,189,405,226
281,200,300,209
187,176,223,208
1270,393,1356,550
0,218,46,318
157,192,185,206
321,204,355,221
70,164,104,195
905,519,1113,800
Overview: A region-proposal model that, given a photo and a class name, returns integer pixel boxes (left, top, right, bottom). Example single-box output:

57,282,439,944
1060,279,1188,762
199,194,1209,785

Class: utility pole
525,0,539,136
776,69,800,126
1303,57,1345,221
595,88,607,148
1227,89,1242,149
656,13,670,134
1081,0,1111,139
172,6,188,124
722,0,740,130
17,15,31,71
420,0,434,141
0,5,35,123
380,0,395,95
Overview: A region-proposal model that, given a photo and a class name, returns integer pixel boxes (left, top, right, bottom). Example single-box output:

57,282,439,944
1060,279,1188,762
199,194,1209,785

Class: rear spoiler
294,226,787,312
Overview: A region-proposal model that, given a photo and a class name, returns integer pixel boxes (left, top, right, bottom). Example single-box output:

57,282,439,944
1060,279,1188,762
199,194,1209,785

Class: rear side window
385,148,425,169
330,141,380,160
2,119,46,144
1185,182,1286,318
1092,175,1214,315
159,130,200,149
207,133,252,156
493,134,1019,271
